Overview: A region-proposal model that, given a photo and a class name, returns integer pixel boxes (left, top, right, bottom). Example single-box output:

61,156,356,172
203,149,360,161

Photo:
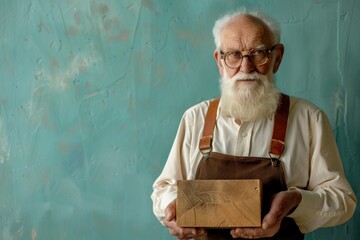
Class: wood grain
176,179,262,228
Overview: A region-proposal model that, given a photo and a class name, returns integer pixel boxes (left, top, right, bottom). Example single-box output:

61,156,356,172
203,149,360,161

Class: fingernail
262,222,270,229
166,213,172,221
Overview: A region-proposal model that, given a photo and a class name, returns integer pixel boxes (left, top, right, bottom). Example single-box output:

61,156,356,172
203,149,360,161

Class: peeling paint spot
34,70,44,80
35,54,99,91
38,22,50,33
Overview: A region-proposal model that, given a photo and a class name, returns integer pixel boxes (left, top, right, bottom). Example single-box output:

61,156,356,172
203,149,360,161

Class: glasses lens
250,49,267,65
225,51,242,68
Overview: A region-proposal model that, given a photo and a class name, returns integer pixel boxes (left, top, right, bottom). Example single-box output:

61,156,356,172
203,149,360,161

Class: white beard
219,69,280,122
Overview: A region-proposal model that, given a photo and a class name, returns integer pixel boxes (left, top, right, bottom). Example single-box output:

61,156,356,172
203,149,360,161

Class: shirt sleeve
151,111,194,223
287,109,357,233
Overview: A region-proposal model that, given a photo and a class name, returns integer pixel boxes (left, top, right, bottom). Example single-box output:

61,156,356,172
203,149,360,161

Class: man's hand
230,189,302,239
163,199,206,240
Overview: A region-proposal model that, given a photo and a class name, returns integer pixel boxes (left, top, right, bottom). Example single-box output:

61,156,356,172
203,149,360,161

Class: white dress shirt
151,96,356,233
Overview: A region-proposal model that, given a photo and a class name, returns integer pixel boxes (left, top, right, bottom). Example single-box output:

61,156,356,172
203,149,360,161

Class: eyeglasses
220,44,279,69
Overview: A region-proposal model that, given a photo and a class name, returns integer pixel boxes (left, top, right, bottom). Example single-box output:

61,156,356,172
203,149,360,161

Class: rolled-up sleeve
288,109,357,233
151,112,192,222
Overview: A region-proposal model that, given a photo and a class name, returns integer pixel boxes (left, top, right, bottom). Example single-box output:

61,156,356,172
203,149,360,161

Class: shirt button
242,132,248,137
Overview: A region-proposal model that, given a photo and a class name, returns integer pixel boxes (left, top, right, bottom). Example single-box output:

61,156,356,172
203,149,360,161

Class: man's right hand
163,199,206,240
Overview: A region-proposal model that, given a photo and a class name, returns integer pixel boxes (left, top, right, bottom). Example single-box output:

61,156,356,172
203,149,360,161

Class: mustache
232,72,267,81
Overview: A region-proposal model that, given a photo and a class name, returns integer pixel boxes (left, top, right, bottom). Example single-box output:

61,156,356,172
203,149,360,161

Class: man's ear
272,44,284,73
214,50,224,76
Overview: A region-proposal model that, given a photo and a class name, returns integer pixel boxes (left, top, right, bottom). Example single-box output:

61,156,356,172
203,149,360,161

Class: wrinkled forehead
220,15,274,51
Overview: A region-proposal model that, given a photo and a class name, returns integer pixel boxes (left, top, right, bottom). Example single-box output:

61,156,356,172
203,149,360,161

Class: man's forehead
220,15,273,50
221,31,269,51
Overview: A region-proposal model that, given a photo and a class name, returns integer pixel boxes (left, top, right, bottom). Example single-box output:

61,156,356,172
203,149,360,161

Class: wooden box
176,179,262,228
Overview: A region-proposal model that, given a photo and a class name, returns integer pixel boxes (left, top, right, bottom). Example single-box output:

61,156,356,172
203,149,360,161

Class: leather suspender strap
270,94,289,157
199,94,290,157
199,98,220,152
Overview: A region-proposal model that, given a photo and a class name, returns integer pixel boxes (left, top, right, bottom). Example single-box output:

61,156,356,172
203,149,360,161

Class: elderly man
151,8,356,240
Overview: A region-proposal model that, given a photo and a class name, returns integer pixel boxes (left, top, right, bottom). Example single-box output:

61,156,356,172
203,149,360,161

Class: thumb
166,209,174,222
262,191,289,229
262,213,278,230
165,200,176,221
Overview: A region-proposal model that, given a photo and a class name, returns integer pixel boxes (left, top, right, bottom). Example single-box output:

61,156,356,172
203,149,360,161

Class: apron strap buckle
269,152,282,167
199,136,213,158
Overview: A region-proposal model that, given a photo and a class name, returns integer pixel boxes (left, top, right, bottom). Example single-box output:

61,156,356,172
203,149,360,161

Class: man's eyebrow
222,47,239,52
222,44,268,53
253,44,267,49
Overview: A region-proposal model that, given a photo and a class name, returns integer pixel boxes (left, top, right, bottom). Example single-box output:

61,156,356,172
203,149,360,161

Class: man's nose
239,56,255,73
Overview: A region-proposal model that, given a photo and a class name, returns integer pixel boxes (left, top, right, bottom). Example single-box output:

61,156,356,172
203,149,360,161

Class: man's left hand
230,189,302,239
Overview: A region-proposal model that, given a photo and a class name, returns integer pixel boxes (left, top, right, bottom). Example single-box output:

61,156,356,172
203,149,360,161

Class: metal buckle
268,152,282,167
200,147,212,159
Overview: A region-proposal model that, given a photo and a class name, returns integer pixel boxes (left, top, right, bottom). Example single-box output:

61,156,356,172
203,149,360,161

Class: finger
231,227,264,239
197,228,206,236
230,228,237,238
179,227,206,239
164,220,199,239
177,227,198,239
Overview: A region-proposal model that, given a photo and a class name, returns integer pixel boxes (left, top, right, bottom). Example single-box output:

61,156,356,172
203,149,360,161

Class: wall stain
110,30,131,42
142,0,160,16
176,30,205,47
66,26,80,36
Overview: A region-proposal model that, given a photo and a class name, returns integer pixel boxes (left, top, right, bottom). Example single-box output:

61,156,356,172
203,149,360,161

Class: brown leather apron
195,94,304,240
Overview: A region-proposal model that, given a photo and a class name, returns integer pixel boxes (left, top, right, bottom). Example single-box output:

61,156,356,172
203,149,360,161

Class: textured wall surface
0,0,359,239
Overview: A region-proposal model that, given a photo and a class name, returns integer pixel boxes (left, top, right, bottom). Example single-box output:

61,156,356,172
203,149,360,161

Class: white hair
212,7,281,50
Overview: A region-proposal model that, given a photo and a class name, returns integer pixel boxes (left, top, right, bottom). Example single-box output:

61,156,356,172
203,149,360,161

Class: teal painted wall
0,0,359,239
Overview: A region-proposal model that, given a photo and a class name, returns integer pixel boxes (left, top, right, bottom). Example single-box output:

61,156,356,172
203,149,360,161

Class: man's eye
252,49,265,56
228,51,242,59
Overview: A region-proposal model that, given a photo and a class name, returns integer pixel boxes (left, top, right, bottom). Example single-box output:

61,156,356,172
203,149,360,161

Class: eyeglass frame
219,44,280,69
